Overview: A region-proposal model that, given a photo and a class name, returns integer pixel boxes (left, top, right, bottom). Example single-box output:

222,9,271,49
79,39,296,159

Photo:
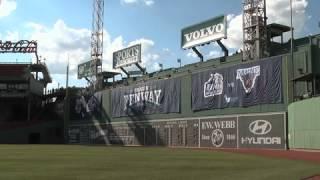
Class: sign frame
77,60,96,79
181,15,227,49
113,44,142,69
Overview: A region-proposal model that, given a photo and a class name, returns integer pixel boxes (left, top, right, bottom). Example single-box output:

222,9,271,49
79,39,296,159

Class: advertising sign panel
238,114,286,149
181,15,227,49
200,117,237,148
78,60,95,79
113,44,141,69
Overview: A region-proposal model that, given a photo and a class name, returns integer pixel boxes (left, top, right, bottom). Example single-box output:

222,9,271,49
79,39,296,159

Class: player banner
112,78,181,117
192,56,282,111
70,91,103,121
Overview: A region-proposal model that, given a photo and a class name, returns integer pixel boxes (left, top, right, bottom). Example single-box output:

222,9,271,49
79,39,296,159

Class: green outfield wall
67,34,320,150
288,97,320,149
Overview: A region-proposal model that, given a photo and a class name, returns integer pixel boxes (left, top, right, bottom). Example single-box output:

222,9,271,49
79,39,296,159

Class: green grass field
0,145,319,180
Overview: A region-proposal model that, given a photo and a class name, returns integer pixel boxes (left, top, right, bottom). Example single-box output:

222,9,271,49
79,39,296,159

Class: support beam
191,47,203,62
217,40,228,57
135,63,146,74
120,67,130,78
84,77,94,87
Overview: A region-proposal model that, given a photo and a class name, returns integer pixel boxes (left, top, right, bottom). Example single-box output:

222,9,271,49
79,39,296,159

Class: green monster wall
288,97,320,149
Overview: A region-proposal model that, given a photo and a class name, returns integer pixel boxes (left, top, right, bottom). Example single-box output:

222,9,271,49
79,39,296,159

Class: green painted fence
288,97,320,149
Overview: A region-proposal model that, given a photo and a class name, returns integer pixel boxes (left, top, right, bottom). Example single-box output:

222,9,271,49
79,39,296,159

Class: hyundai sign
238,114,286,149
113,44,141,69
181,15,227,49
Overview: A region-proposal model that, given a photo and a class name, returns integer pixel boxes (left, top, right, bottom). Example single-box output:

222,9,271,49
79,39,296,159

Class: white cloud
3,19,160,88
121,0,138,4
267,0,308,33
121,0,154,6
144,0,154,6
223,14,243,50
208,50,222,58
152,62,162,71
223,0,309,50
162,48,170,52
0,0,16,18
25,20,91,75
4,30,20,41
186,51,197,58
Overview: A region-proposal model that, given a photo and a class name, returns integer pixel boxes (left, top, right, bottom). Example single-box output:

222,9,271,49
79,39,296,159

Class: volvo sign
181,15,227,49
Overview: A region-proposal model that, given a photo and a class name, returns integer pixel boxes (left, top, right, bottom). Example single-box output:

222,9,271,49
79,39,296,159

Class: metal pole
64,55,70,143
290,0,295,102
66,55,69,89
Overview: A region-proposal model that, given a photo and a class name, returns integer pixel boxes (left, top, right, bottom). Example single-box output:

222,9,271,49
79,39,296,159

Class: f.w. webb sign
181,15,227,49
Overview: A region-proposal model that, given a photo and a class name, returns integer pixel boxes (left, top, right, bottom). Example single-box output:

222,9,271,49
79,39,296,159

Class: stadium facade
1,15,319,150
0,40,63,144
66,30,320,150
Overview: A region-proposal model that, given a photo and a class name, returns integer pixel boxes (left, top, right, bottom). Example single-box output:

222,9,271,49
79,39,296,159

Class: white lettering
202,120,235,130
215,24,224,33
202,134,210,140
200,29,208,38
241,137,282,145
184,23,225,42
184,33,192,42
206,25,215,35
193,31,201,40
154,90,162,105
114,45,140,67
123,88,162,108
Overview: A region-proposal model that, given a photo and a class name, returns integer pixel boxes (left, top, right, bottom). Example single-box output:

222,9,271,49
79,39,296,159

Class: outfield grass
0,145,319,180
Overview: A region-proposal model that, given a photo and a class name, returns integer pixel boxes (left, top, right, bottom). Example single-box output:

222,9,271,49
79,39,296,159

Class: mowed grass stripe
0,145,318,180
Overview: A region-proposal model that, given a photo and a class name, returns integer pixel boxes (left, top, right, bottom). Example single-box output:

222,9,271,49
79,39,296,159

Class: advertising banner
192,56,282,111
78,60,95,79
113,44,141,69
112,78,181,117
238,114,286,149
70,91,102,121
181,15,227,49
200,117,237,148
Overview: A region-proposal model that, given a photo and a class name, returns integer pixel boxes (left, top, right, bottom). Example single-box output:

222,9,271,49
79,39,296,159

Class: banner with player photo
192,56,282,111
112,78,181,117
70,91,103,121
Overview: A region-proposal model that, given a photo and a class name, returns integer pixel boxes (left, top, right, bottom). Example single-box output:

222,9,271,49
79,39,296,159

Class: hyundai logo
249,120,272,135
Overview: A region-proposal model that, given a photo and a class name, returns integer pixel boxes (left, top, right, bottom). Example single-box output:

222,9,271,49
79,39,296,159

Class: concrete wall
0,120,64,144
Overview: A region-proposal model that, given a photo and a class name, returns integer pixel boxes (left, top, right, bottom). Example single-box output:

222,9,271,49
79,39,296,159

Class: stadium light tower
242,0,268,61
91,0,104,89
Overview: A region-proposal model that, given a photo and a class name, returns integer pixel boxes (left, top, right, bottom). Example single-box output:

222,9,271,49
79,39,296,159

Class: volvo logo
211,129,224,147
249,120,272,135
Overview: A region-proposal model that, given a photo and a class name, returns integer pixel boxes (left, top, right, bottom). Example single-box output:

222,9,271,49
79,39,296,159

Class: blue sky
0,0,319,89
